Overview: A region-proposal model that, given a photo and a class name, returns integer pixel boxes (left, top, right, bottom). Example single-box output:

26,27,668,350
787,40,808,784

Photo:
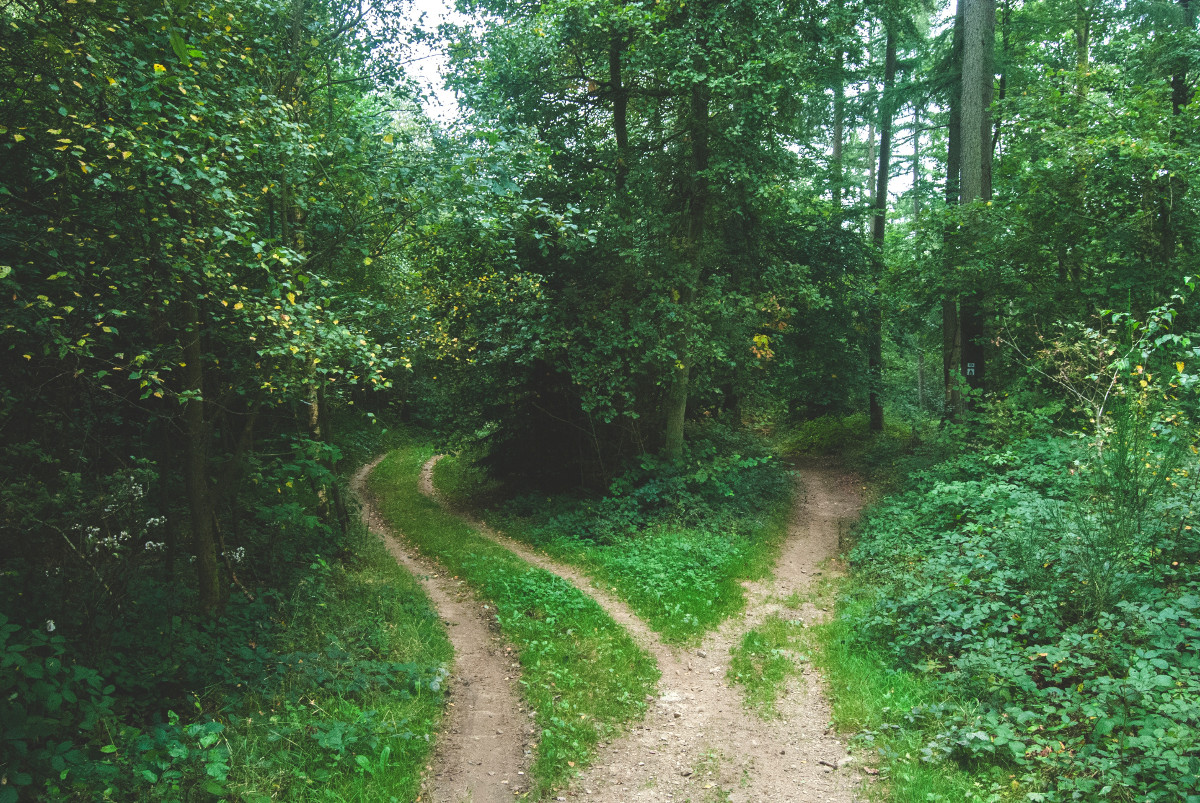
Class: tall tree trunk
959,0,995,394
1172,0,1194,115
180,301,223,615
664,54,710,461
943,0,965,413
832,46,845,211
1074,0,1090,102
1163,0,1194,274
868,27,897,433
610,34,630,194
912,104,922,218
865,115,876,232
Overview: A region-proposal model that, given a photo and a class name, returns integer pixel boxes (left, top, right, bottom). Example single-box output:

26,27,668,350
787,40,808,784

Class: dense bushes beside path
844,428,1200,801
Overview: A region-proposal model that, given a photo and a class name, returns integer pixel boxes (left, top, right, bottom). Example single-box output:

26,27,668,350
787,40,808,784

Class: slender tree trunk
610,34,630,194
1075,0,1090,101
832,46,845,211
1163,0,1194,274
912,105,922,218
943,0,965,412
180,301,223,615
868,27,897,433
1172,0,1195,115
865,113,876,232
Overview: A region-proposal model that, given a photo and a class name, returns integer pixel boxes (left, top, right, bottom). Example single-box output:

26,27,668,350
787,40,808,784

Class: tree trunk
180,301,223,615
868,27,897,433
1172,0,1195,115
664,361,690,461
663,51,710,460
912,104,922,218
832,46,845,211
943,0,965,413
610,34,630,194
959,0,995,394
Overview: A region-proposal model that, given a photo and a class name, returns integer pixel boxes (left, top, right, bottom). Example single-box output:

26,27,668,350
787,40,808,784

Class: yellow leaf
107,77,117,85
153,63,166,73
1177,362,1185,373
13,134,25,142
286,292,296,304
121,151,131,159
383,133,394,144
233,302,243,310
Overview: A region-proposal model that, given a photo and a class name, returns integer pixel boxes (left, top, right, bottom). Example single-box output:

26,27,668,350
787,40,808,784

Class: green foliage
369,443,659,796
779,413,871,456
728,614,809,718
440,426,794,643
804,604,1006,803
841,410,1200,800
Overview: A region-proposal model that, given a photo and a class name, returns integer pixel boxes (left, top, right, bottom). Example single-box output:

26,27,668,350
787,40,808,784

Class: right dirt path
425,456,868,802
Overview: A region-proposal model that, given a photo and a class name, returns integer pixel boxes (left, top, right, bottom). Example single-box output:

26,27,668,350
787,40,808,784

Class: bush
843,424,1200,801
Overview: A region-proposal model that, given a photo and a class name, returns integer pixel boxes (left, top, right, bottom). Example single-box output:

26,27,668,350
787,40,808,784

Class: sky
403,0,464,123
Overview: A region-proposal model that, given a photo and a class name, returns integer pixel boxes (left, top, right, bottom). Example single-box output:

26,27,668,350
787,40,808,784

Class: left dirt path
351,456,531,803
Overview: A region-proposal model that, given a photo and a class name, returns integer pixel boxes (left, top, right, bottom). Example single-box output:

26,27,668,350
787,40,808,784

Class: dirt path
421,456,867,802
351,458,531,803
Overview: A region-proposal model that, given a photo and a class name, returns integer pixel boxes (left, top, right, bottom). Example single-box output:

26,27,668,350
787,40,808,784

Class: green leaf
169,31,190,64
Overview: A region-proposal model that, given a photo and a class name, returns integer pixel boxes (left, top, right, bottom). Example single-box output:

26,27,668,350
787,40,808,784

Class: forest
0,0,1198,799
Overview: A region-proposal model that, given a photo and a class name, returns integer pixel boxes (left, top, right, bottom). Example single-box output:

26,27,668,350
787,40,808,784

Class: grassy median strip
369,444,659,797
727,613,809,718
434,452,792,645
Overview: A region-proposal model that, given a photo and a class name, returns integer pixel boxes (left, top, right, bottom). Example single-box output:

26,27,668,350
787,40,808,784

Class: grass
223,521,453,802
368,443,659,798
798,582,1020,803
727,613,808,718
434,453,793,644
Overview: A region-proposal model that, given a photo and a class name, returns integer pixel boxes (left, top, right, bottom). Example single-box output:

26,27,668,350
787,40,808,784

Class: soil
350,458,532,803
417,455,870,802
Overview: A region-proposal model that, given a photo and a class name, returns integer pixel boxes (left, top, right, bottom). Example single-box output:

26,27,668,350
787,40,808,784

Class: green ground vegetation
367,443,659,797
806,377,1200,801
727,613,809,718
1,419,453,802
435,425,794,644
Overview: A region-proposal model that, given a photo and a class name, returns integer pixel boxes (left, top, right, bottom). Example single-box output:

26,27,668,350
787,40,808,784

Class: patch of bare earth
421,455,868,802
351,457,531,803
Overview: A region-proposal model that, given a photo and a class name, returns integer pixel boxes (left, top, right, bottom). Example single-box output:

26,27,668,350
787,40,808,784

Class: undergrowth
1,416,451,802
827,393,1200,801
368,443,659,798
435,425,793,644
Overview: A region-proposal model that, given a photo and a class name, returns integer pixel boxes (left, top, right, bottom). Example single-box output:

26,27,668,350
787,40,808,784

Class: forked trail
420,455,867,802
351,458,530,803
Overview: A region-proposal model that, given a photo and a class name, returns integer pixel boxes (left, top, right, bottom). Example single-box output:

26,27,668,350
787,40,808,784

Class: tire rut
351,457,531,803
421,455,868,802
